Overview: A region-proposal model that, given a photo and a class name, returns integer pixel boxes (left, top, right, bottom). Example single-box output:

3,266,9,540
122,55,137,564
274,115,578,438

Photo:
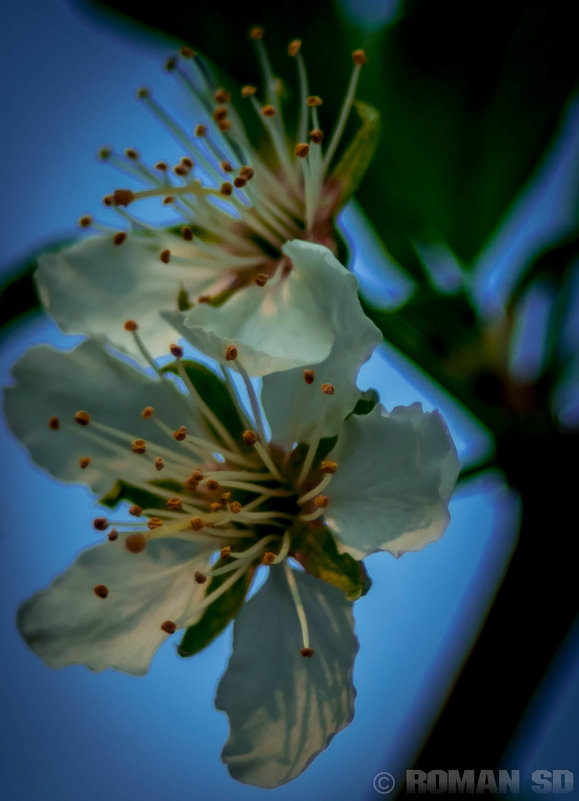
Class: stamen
323,50,366,170
174,358,240,454
288,39,301,57
242,429,258,446
219,534,277,568
195,571,208,584
48,416,60,430
303,369,315,384
129,504,143,517
271,529,291,564
231,356,268,445
79,457,91,469
132,438,147,454
284,562,311,652
298,474,332,505
180,562,251,628
300,647,314,658
113,189,135,207
292,43,310,142
107,529,119,541
313,494,329,508
213,106,229,122
113,232,127,246
93,517,108,531
299,507,326,523
125,533,147,553
125,326,170,383
161,620,177,634
321,460,337,473
139,90,224,185
173,426,187,441
74,410,91,426
249,26,263,40
155,457,165,471
297,383,335,485
94,584,109,599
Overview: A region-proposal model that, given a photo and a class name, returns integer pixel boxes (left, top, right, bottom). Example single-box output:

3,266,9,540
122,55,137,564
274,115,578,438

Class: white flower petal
261,244,381,447
175,240,367,377
17,536,212,675
215,566,358,788
325,403,460,559
36,233,214,359
4,339,197,494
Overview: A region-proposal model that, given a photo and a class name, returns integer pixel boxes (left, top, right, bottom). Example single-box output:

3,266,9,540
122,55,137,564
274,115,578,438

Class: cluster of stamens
79,29,366,307
48,322,343,657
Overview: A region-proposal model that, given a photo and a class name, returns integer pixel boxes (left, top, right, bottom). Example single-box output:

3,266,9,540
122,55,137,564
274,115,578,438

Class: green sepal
162,359,245,440
291,526,371,601
350,388,379,417
330,101,381,211
178,561,255,657
177,286,193,311
99,478,183,510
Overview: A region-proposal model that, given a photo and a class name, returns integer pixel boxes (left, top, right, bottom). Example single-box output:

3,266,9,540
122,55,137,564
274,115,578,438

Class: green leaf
331,101,381,211
178,563,254,657
162,359,245,439
291,526,371,601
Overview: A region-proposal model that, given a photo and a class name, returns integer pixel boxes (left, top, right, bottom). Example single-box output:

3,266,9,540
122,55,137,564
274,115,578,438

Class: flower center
49,326,339,600
80,33,366,306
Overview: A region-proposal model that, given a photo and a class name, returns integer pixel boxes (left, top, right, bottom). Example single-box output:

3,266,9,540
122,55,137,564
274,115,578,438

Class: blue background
1,1,578,798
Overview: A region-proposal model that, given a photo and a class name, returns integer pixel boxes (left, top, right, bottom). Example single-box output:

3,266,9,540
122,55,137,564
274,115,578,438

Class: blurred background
0,1,577,798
